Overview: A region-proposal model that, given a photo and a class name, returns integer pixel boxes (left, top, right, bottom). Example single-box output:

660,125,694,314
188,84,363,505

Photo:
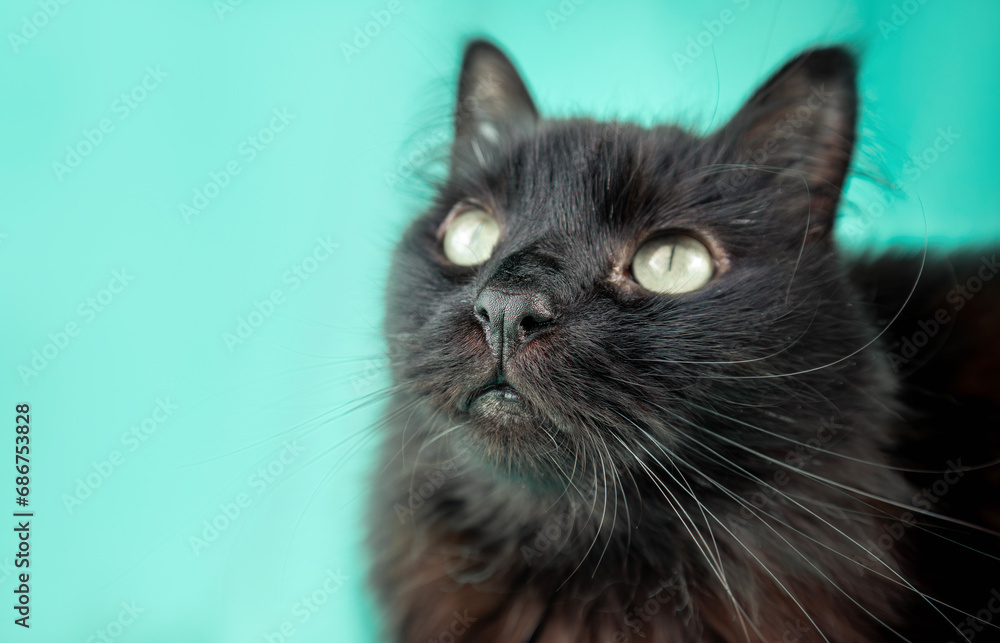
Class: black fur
369,40,1000,642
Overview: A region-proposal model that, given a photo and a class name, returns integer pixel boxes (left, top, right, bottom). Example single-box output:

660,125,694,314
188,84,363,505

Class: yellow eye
442,208,500,266
631,234,714,294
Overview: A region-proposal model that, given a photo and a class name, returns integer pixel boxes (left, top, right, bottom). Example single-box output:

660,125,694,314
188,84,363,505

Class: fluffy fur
368,41,1000,642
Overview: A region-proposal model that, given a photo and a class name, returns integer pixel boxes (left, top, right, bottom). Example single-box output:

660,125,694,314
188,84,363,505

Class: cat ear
719,47,858,240
454,40,538,148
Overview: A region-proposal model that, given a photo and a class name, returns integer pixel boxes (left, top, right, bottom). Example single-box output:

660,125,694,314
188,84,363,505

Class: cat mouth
464,376,535,419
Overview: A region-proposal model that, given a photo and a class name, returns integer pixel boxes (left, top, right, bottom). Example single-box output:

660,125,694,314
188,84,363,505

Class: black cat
369,40,1000,642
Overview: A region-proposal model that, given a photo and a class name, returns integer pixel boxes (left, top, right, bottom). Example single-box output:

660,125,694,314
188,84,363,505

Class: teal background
0,1,997,641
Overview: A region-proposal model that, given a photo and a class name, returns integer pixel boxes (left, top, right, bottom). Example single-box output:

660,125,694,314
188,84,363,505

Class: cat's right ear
454,40,538,152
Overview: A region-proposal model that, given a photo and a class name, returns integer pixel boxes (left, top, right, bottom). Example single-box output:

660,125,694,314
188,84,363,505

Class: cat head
385,40,891,495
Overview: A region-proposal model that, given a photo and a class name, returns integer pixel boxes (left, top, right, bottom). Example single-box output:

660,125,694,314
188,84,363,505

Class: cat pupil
632,234,714,294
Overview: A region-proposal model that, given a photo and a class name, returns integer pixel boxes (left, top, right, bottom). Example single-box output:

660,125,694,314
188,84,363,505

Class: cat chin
457,409,553,452
447,410,573,488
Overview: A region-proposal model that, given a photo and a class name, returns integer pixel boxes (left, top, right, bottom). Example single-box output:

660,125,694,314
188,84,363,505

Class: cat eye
631,234,715,294
441,207,500,266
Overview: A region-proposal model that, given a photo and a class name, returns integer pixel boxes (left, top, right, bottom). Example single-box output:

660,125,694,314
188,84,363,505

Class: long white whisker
658,415,975,642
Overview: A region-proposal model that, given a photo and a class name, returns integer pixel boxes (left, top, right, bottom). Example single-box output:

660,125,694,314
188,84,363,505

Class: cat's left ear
719,47,858,241
454,40,538,150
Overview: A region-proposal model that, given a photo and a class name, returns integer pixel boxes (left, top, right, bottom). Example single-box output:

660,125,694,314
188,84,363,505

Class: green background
0,1,997,641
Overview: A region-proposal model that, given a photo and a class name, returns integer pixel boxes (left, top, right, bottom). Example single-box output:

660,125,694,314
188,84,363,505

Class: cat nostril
474,302,491,324
518,310,551,334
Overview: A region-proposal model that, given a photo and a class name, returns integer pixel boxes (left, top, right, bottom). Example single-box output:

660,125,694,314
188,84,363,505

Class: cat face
385,42,890,495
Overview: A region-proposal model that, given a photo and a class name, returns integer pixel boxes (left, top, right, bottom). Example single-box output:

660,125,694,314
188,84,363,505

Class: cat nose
474,288,555,355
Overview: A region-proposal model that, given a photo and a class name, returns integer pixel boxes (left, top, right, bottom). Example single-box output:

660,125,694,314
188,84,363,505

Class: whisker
658,418,979,641
648,399,1000,538
617,430,762,643
676,455,915,641
555,456,604,591
686,397,1000,475
592,438,623,575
